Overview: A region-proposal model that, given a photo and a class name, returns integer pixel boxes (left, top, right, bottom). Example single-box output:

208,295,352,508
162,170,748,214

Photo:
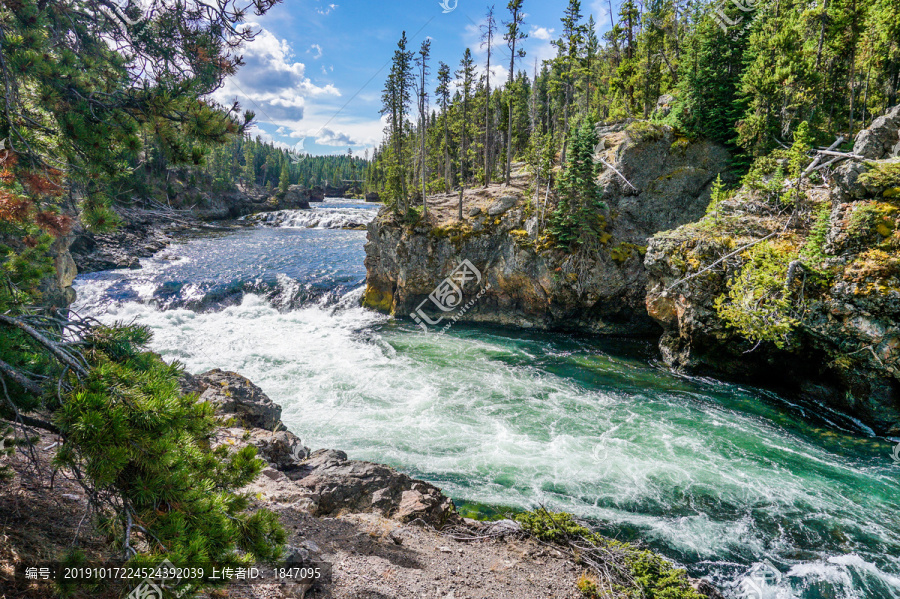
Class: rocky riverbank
644,106,900,435
363,122,730,334
65,170,376,275
1,369,720,599
363,110,900,435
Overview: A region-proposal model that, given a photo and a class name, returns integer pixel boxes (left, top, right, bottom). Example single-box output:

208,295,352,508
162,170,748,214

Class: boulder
853,104,900,159
309,187,326,202
834,105,900,199
287,449,458,526
283,185,312,209
197,371,460,526
365,192,381,203
654,94,675,118
324,185,345,198
487,196,518,216
194,369,284,431
238,428,310,468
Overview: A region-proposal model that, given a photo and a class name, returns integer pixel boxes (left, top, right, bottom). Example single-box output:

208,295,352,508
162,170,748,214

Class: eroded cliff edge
645,107,900,435
363,122,730,335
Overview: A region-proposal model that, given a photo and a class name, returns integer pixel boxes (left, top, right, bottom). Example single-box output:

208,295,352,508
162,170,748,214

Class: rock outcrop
645,106,900,435
2,228,77,309
69,180,320,274
189,368,285,431
186,183,313,220
69,210,175,272
363,122,730,334
42,233,78,308
193,370,460,527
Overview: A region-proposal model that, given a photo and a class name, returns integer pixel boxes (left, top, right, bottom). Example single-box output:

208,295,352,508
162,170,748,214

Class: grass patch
514,509,704,599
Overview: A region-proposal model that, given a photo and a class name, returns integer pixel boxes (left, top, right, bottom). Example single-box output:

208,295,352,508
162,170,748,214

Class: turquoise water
74,201,900,598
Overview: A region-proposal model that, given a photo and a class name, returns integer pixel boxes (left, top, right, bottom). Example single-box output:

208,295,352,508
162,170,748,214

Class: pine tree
381,32,415,212
670,13,747,149
0,0,290,590
416,40,432,217
436,62,454,192
457,48,477,201
243,142,256,184
504,0,527,185
481,6,498,187
278,161,290,195
550,121,605,249
554,0,585,164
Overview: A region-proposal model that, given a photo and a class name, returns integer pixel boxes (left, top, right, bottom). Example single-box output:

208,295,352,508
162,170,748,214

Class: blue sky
213,0,620,157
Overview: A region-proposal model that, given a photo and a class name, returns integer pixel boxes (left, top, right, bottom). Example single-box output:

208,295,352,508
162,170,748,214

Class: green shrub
741,151,787,204
801,202,832,263
625,121,666,144
52,325,286,597
715,240,799,349
858,160,900,191
848,202,898,241
514,510,703,599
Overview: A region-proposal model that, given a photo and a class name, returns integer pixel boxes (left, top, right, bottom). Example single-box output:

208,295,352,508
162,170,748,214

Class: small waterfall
244,207,376,230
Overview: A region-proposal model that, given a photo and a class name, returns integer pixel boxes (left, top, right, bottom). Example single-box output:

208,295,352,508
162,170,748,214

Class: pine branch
0,358,45,396
0,314,89,377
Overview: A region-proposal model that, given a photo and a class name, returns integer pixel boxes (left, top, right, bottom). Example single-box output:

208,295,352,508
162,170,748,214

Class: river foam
72,221,900,599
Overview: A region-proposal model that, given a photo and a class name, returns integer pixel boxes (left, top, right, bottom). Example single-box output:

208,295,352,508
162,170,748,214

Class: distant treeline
371,0,899,208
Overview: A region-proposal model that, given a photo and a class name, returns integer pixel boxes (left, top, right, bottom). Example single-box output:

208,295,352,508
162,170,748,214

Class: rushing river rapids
73,199,900,599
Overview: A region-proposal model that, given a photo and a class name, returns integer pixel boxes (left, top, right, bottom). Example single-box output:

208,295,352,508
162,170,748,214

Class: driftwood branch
814,149,867,161
0,413,59,434
665,232,779,292
785,260,807,287
596,157,638,191
0,374,60,434
812,156,842,172
803,136,845,177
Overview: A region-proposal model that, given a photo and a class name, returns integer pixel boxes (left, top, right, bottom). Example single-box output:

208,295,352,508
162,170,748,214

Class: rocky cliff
363,122,730,334
645,106,900,435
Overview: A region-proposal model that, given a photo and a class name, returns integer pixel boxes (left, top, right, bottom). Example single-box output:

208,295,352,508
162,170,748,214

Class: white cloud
214,24,340,124
530,26,555,41
590,2,613,32
317,2,338,15
314,127,358,146
253,129,306,154
308,44,323,59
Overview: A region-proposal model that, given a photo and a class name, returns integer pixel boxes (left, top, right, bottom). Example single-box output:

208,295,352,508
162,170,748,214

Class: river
73,198,900,599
